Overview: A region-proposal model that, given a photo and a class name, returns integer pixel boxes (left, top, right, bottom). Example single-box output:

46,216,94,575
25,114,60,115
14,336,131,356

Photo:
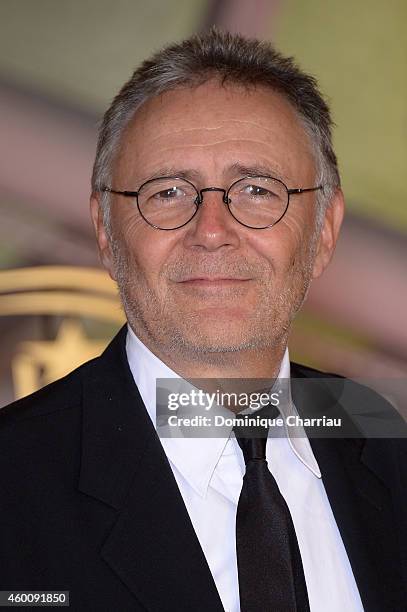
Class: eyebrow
137,163,292,185
138,167,202,183
228,163,292,184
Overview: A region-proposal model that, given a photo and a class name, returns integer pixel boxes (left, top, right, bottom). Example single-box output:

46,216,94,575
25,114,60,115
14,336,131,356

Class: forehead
114,80,315,184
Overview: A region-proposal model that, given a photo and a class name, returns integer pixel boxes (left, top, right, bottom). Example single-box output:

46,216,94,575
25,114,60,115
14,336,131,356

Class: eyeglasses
100,175,323,230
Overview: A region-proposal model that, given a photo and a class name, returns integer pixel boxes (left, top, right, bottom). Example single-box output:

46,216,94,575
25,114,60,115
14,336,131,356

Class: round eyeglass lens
228,176,288,228
138,177,199,229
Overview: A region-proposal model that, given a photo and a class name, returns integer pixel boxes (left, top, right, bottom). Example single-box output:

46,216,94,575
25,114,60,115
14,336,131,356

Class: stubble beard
110,236,317,365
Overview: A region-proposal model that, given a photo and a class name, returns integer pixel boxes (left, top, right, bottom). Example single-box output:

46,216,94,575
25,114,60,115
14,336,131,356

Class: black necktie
234,406,310,612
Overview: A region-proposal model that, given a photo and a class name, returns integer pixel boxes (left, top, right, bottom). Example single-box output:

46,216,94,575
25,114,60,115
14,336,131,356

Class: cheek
278,208,317,266
250,217,315,283
281,205,312,239
253,225,302,271
113,213,179,287
111,200,145,241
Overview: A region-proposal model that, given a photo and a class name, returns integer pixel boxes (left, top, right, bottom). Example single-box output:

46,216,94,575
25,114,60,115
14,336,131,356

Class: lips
175,277,252,290
178,277,251,283
177,276,252,285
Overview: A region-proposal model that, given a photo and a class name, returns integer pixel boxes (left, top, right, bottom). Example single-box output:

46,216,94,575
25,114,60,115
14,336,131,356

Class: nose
183,189,241,252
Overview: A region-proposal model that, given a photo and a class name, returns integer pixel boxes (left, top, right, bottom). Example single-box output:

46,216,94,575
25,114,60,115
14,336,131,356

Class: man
0,29,405,612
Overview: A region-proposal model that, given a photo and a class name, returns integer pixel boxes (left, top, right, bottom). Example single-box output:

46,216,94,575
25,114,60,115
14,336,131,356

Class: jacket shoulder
290,361,344,379
291,360,406,446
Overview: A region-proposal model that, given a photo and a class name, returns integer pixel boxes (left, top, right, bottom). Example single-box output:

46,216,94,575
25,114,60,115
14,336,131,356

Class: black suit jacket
0,326,405,611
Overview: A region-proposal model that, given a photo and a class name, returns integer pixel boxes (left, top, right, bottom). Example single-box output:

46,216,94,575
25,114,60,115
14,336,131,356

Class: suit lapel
291,364,404,611
78,327,224,612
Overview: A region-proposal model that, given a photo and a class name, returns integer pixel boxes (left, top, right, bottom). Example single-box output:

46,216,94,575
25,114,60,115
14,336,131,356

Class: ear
90,194,117,281
312,188,345,279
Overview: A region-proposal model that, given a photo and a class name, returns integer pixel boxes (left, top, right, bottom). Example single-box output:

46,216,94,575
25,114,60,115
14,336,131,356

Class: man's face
92,81,343,362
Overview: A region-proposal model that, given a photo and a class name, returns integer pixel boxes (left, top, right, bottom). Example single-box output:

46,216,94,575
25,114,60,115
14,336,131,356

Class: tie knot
235,435,267,464
233,403,279,465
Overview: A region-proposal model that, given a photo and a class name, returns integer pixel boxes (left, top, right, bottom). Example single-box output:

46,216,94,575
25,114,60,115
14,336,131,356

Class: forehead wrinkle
135,140,299,181
149,141,272,154
140,137,298,157
144,119,294,146
132,160,293,186
145,111,302,133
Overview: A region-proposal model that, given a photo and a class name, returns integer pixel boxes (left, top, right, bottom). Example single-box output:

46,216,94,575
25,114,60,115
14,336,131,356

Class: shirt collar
125,324,321,497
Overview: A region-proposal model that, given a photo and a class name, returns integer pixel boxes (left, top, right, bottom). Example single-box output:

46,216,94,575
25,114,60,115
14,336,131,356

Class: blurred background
0,0,406,407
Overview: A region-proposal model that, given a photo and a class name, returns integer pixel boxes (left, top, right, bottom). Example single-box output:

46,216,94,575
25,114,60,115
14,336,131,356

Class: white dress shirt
126,325,364,612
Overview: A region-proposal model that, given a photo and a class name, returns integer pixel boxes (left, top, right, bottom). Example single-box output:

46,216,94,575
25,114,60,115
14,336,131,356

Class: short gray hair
92,28,340,231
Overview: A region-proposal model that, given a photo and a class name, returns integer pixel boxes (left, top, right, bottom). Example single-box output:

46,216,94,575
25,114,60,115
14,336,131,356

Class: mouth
177,277,252,287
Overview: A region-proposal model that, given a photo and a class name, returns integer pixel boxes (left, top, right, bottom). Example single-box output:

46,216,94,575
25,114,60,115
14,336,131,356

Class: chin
170,325,269,355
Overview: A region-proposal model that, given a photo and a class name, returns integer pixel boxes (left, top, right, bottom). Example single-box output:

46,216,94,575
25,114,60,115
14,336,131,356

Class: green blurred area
275,0,407,231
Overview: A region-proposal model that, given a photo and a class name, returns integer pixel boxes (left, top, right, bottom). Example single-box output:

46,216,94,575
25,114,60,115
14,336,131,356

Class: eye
243,184,277,198
153,187,185,200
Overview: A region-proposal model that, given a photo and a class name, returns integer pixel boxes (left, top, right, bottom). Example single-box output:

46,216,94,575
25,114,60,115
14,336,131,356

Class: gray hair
92,28,340,232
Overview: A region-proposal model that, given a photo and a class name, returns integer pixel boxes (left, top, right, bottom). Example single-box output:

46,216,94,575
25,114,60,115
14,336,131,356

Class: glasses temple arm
100,187,139,197
287,186,323,195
